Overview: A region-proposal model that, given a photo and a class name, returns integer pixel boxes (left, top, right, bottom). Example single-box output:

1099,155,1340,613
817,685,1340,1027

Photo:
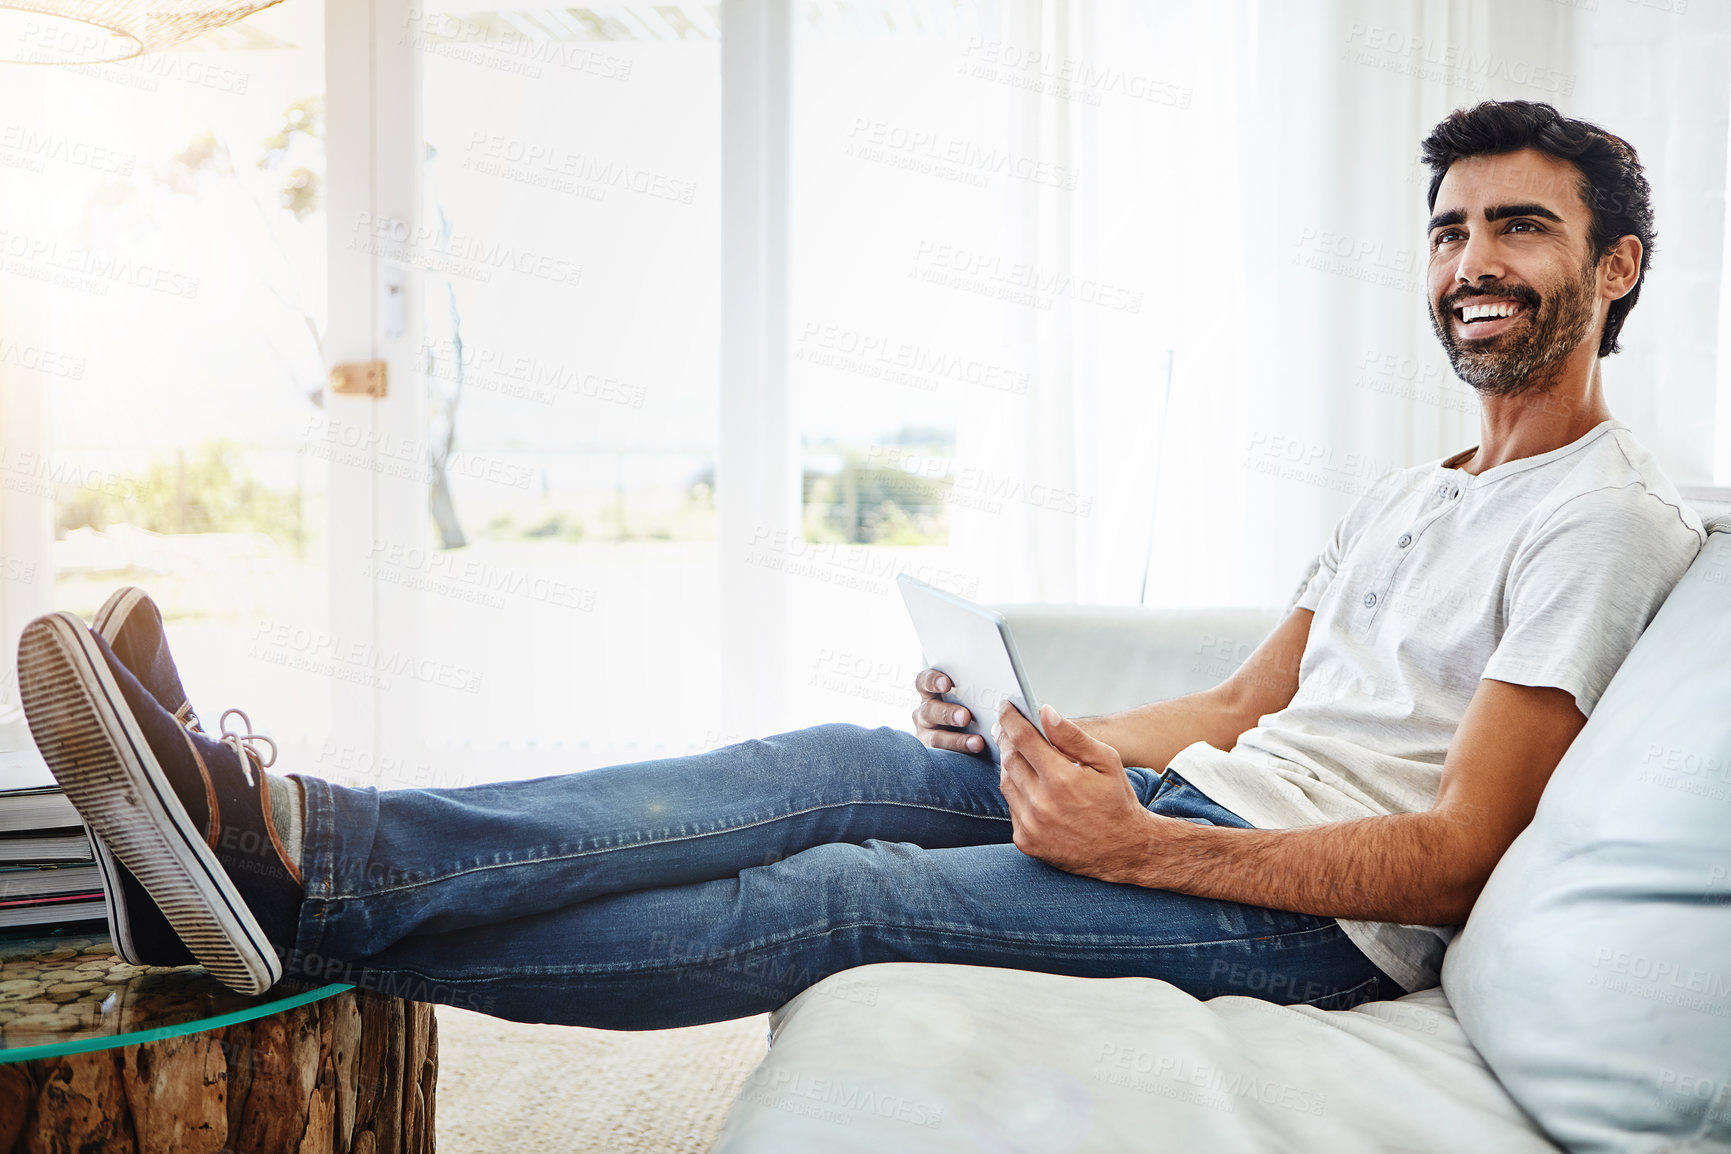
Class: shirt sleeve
1292,468,1405,614
1293,504,1355,612
1480,484,1703,717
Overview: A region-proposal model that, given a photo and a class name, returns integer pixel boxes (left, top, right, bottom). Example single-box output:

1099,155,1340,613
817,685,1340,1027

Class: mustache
1440,283,1542,314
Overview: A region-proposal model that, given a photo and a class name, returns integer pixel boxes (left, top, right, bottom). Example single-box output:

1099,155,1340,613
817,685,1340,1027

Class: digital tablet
896,573,1048,765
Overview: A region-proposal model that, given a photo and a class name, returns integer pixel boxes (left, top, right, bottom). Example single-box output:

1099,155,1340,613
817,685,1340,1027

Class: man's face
1425,148,1606,397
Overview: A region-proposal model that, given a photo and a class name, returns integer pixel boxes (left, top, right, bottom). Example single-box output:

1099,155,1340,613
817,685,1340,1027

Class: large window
1,4,332,767
5,1,1728,784
402,11,722,774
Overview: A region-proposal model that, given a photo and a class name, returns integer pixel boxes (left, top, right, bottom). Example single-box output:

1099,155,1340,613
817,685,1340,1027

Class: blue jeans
287,723,1398,1027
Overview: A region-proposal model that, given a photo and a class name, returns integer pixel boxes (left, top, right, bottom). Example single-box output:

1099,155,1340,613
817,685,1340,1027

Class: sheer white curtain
950,0,1730,611
0,66,54,702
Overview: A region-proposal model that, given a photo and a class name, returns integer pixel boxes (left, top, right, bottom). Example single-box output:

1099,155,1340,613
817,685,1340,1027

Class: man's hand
996,700,1160,883
912,668,986,754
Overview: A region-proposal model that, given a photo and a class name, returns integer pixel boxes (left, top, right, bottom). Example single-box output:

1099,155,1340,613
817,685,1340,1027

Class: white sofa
715,515,1731,1153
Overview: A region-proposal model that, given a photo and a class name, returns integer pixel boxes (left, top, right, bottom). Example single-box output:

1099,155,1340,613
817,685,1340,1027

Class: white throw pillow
1444,519,1731,1153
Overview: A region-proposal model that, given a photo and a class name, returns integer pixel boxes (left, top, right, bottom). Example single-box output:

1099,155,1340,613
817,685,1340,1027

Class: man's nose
1450,230,1506,287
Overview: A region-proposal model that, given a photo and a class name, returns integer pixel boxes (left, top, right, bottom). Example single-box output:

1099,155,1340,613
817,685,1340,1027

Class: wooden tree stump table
0,928,437,1153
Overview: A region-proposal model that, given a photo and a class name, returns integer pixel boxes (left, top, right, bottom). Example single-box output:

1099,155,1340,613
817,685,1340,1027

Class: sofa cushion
1444,517,1731,1152
714,962,1558,1153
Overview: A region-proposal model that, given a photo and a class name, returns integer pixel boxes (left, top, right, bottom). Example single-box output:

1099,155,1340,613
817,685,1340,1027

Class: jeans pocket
1299,973,1387,1011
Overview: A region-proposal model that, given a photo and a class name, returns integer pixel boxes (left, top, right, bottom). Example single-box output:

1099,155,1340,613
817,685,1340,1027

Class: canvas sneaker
89,587,202,968
18,611,303,995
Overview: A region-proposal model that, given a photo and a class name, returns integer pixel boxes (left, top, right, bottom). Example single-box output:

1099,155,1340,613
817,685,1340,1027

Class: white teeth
1458,300,1521,322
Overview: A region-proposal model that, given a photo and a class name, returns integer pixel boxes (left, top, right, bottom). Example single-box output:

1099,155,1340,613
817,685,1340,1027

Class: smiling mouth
1451,298,1527,332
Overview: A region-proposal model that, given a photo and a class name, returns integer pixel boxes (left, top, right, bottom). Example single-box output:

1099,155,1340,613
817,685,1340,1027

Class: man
16,100,1705,1023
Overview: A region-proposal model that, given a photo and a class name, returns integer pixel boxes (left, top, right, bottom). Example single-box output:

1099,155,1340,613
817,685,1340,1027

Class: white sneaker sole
92,585,148,638
90,585,152,966
18,611,280,994
88,829,143,966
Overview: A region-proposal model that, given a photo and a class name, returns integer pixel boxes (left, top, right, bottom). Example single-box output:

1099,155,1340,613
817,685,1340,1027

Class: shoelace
218,708,277,789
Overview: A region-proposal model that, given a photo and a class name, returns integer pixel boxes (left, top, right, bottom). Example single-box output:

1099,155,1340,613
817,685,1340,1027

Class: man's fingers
996,701,1038,761
915,668,954,696
917,699,971,730
933,730,985,754
998,700,1114,776
1039,703,1119,772
998,748,1033,805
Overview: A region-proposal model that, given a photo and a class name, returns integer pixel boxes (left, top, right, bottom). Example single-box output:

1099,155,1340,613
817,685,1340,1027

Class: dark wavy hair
1420,100,1654,358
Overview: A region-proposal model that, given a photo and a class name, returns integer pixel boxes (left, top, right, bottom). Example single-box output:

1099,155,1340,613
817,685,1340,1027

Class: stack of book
0,704,105,931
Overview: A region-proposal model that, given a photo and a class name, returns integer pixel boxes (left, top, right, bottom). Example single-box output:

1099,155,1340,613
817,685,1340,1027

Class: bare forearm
1074,688,1253,772
1111,810,1484,926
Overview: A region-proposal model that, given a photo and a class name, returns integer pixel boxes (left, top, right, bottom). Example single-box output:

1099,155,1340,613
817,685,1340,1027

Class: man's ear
1600,234,1642,301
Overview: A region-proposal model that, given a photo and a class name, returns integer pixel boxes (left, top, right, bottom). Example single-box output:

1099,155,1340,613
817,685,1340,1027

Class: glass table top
0,923,350,1064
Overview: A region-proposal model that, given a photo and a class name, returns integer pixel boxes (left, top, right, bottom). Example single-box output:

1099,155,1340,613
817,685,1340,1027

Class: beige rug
432,1008,771,1153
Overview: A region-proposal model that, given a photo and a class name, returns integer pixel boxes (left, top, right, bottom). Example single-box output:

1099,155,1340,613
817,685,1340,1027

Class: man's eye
1433,230,1462,245
1508,220,1540,232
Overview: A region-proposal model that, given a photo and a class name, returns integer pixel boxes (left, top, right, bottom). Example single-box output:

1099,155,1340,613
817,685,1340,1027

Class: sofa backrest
1443,515,1731,1152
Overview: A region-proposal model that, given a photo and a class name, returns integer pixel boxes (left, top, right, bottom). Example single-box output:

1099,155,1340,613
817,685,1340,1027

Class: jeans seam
425,917,1351,979
284,773,339,962
1295,972,1383,1008
332,798,1014,900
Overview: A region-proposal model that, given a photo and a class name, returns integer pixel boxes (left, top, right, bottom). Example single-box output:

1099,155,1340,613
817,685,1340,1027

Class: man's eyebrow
1484,202,1565,224
1427,203,1566,233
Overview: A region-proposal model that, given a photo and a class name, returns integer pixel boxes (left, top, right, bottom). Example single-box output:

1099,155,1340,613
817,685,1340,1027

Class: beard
1430,254,1600,399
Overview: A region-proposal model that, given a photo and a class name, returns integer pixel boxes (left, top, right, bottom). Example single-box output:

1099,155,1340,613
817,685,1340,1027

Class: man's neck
1451,356,1614,476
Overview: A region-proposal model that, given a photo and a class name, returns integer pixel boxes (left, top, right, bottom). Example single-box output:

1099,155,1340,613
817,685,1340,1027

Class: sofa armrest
985,604,1284,719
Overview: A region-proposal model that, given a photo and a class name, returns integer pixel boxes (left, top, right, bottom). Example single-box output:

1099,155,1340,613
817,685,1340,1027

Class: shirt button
1363,592,1378,608
1397,533,1412,548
